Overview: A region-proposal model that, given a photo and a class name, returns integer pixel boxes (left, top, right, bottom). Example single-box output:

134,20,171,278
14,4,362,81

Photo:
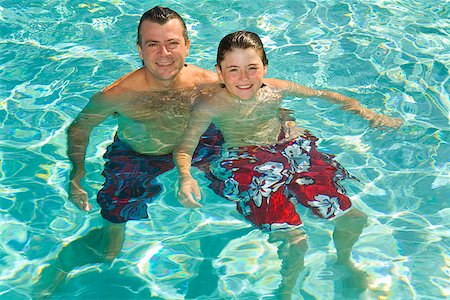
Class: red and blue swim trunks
97,124,223,223
205,133,353,231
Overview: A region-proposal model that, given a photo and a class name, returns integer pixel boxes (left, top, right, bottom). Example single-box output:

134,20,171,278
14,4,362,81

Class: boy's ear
263,65,268,76
215,65,224,82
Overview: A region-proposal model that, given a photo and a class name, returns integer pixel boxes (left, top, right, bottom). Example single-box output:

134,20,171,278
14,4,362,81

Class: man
34,6,223,298
34,6,295,298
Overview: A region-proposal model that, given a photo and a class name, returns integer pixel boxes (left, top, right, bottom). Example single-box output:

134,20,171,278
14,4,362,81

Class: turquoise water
0,0,449,299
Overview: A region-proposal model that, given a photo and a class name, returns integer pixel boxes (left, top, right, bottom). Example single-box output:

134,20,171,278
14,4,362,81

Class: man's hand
177,176,202,208
68,179,92,212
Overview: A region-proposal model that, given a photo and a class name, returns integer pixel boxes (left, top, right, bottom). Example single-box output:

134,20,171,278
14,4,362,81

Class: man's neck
143,65,190,91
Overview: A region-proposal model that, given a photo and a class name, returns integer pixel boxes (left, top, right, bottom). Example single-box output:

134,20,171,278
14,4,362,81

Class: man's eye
167,42,179,49
147,43,157,47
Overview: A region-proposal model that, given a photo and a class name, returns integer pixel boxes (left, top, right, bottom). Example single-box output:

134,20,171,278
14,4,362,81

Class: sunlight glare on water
0,0,449,299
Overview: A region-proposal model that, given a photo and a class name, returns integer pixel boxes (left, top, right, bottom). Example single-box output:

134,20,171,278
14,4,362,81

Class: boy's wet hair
216,30,269,68
137,6,188,45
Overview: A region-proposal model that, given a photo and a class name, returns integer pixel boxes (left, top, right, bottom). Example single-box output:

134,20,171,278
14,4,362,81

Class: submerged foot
185,258,218,299
32,263,68,300
332,261,369,298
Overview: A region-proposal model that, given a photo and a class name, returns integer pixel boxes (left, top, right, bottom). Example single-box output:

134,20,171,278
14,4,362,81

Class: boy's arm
67,92,116,211
174,101,214,208
315,89,402,128
266,78,402,128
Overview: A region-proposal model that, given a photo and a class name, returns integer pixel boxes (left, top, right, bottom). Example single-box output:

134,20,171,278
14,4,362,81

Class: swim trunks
206,133,353,231
97,124,224,223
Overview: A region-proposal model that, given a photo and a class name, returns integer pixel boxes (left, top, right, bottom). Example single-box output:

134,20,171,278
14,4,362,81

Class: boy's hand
283,121,303,139
369,114,403,128
177,176,202,208
362,108,403,129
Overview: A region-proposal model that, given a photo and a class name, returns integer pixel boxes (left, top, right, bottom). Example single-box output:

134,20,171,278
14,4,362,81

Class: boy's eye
147,42,157,47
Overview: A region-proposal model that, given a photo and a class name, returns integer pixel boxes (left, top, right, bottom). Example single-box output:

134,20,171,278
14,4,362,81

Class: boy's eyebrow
225,63,260,69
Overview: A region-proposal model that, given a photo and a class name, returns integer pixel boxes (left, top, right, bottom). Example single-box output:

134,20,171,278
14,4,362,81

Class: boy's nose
239,71,249,80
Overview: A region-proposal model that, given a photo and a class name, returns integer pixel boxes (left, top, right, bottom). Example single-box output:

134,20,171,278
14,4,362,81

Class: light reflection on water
0,0,449,299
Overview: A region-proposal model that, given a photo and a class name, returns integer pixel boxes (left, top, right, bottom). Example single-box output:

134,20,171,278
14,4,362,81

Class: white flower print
295,177,315,186
309,194,342,218
256,162,286,188
249,162,286,207
249,176,272,207
299,139,312,152
254,162,284,184
222,178,241,201
282,143,311,173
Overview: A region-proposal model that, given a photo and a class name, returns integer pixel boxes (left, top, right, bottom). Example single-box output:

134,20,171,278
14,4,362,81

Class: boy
175,30,401,299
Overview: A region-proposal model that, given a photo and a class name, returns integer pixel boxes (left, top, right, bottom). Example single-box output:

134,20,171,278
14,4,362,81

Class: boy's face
216,48,267,100
137,19,190,85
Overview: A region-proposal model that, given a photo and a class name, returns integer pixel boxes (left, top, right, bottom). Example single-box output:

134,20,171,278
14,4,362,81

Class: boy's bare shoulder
263,78,291,89
191,83,223,109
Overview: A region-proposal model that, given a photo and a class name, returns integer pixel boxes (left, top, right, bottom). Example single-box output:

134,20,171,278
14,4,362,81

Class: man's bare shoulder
103,68,146,96
183,65,218,85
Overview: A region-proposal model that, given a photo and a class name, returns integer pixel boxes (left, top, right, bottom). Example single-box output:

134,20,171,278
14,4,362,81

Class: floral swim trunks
97,124,223,223
206,133,353,231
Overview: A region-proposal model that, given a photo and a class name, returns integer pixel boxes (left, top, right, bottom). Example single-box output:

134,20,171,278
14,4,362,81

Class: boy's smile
216,48,267,100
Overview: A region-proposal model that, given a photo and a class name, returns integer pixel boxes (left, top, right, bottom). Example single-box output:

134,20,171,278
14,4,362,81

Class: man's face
137,19,190,84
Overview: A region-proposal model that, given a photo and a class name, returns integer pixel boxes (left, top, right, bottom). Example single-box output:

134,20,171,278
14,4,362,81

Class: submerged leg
333,208,367,264
33,220,125,299
332,208,369,295
269,228,308,300
185,227,252,299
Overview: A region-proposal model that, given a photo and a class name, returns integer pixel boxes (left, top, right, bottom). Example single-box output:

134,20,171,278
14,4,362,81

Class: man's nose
158,45,170,55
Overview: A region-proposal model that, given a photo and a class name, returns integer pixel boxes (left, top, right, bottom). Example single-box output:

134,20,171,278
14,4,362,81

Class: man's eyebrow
144,38,180,44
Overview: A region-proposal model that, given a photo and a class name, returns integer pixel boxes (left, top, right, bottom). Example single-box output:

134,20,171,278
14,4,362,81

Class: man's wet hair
136,6,188,45
216,30,269,68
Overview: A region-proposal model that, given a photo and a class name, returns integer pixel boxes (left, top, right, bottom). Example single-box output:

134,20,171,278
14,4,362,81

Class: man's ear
185,39,191,56
137,43,143,61
263,65,268,76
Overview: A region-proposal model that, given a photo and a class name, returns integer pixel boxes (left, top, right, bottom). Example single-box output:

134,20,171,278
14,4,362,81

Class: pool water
0,0,449,299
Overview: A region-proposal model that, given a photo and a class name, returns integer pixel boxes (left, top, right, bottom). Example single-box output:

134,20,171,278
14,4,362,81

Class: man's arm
266,78,402,128
67,92,116,211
